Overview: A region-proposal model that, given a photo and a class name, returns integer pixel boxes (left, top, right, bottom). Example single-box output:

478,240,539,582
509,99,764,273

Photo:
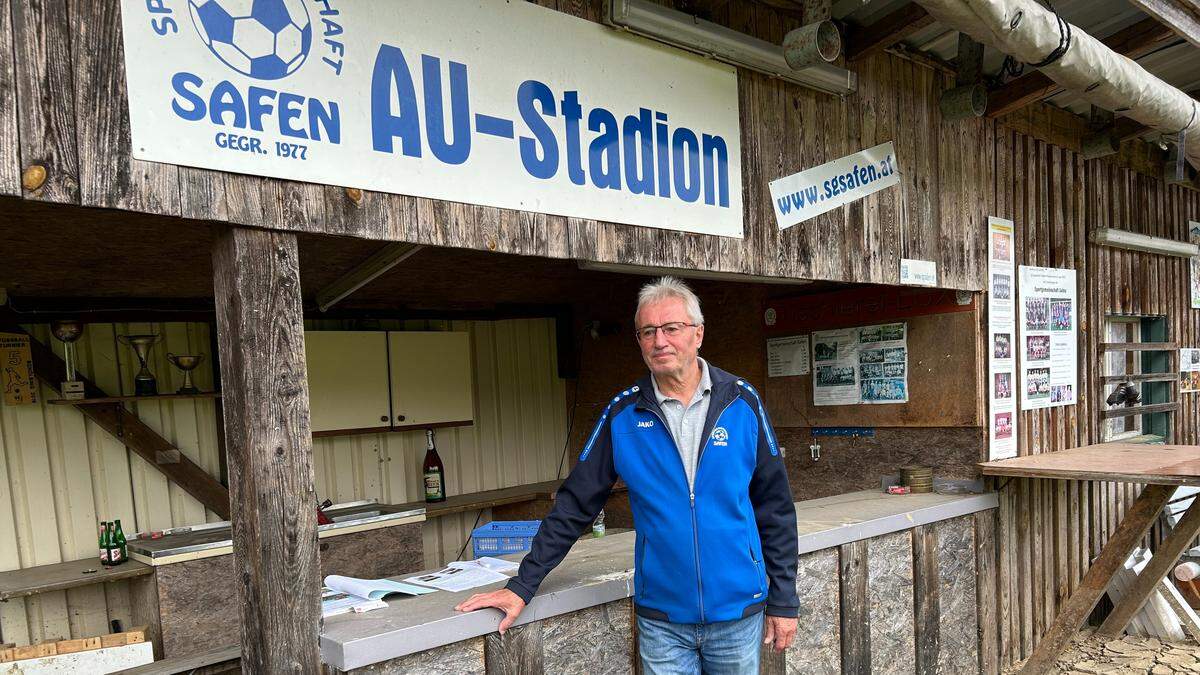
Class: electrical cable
455,509,484,561
555,330,587,480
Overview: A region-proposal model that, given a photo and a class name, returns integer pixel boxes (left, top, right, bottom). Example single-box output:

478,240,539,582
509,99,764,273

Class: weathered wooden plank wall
980,118,1200,671
0,0,988,290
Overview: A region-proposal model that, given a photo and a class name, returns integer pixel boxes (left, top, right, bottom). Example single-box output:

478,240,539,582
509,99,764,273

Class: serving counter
126,501,425,660
319,489,998,674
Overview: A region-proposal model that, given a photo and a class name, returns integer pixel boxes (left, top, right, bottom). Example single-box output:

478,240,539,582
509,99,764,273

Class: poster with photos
1182,348,1200,394
811,322,908,406
1019,265,1078,411
988,217,1018,459
1190,222,1200,310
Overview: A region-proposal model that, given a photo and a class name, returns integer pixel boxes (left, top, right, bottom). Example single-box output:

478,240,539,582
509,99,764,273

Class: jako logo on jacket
505,364,799,624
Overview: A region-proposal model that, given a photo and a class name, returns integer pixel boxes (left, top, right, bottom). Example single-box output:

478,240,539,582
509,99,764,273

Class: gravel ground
1005,629,1200,674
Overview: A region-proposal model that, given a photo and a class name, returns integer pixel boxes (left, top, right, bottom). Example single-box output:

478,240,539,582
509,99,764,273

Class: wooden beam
987,18,1177,118
1127,0,1200,50
211,227,321,674
1018,484,1174,674
840,540,870,674
913,525,940,675
1097,495,1200,637
845,2,934,62
0,322,230,518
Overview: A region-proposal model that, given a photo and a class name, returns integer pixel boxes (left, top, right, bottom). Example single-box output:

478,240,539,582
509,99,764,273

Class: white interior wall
0,318,566,645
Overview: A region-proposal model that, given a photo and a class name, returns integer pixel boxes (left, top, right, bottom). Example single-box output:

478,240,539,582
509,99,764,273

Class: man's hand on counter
454,588,526,634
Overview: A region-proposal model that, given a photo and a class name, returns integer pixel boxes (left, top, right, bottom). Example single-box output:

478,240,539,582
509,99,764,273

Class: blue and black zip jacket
505,364,799,624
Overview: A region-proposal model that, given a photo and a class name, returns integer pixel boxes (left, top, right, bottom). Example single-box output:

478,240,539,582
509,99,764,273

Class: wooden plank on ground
1018,484,1174,674
55,636,101,654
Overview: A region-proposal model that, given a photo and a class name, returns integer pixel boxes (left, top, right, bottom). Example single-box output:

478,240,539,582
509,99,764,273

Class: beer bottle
113,519,128,565
106,522,122,565
423,429,446,503
99,521,110,566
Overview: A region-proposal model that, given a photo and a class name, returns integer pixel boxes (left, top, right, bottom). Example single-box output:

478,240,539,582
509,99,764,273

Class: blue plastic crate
472,520,540,558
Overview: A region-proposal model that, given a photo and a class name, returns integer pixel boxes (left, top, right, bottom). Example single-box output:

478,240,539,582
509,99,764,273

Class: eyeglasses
635,322,699,342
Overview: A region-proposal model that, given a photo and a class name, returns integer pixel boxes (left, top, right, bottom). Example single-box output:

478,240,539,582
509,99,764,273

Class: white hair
635,276,704,325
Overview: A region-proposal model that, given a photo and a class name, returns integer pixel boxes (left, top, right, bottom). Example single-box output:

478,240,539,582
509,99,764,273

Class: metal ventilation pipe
913,0,1200,165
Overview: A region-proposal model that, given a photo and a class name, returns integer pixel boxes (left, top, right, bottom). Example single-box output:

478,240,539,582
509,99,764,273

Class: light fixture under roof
1089,228,1199,258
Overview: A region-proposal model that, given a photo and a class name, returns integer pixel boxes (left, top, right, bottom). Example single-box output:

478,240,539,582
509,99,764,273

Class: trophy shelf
47,392,222,405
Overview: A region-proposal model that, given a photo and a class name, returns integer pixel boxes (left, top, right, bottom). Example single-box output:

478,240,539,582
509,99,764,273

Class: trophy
118,334,160,396
50,320,85,400
167,353,204,395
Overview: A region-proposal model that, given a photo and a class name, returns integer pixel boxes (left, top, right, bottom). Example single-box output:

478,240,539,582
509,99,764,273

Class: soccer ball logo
188,0,312,80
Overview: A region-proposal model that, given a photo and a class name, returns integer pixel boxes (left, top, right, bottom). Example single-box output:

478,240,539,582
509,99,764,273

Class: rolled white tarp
914,0,1200,166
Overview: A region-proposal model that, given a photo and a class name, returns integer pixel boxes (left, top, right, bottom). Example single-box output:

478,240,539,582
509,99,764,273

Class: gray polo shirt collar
651,358,712,408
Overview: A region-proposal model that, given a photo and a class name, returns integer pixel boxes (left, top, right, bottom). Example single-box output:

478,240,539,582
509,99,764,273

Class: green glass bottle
98,521,110,566
112,519,127,565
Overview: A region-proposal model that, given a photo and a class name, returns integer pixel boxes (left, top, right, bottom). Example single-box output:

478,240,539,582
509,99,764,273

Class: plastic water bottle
592,510,606,537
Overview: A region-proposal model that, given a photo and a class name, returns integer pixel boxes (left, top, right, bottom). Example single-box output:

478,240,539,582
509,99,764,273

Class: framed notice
1182,348,1200,393
812,322,908,406
987,217,1017,459
766,335,810,377
0,332,38,406
1019,266,1078,411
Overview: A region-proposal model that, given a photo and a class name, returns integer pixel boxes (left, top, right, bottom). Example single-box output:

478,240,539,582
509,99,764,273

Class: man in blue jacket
456,277,799,673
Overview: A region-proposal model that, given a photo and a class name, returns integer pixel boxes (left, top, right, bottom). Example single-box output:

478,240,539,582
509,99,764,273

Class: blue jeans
637,613,763,675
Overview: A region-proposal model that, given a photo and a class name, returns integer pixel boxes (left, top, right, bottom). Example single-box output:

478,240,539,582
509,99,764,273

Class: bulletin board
763,287,982,428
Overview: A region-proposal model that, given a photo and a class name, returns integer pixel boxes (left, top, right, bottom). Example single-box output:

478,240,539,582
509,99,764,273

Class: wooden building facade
1,0,1199,672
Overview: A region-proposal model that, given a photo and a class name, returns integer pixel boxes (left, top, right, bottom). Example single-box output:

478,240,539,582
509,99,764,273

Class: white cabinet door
388,332,475,427
304,331,391,432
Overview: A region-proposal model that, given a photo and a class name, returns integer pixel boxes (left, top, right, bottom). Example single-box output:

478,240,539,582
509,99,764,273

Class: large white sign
1019,265,1078,411
769,142,900,229
987,217,1017,460
119,0,744,237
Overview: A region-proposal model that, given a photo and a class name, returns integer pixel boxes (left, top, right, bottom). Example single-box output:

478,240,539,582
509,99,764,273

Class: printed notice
1191,222,1200,310
987,218,1017,459
0,332,38,406
767,335,810,377
1019,265,1078,411
812,323,908,406
1182,348,1200,393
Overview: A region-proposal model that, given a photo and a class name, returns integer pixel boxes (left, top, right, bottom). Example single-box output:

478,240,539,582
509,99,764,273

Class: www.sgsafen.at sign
769,142,900,229
120,0,745,237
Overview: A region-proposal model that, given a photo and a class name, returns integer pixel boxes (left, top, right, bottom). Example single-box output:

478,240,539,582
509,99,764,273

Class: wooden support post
1097,493,1200,637
840,540,870,675
484,623,543,674
211,227,321,673
1018,484,1173,674
975,510,1000,675
913,525,940,675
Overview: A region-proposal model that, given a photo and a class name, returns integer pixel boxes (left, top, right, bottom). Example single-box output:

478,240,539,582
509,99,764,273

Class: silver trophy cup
167,353,204,395
50,320,85,400
118,334,160,396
